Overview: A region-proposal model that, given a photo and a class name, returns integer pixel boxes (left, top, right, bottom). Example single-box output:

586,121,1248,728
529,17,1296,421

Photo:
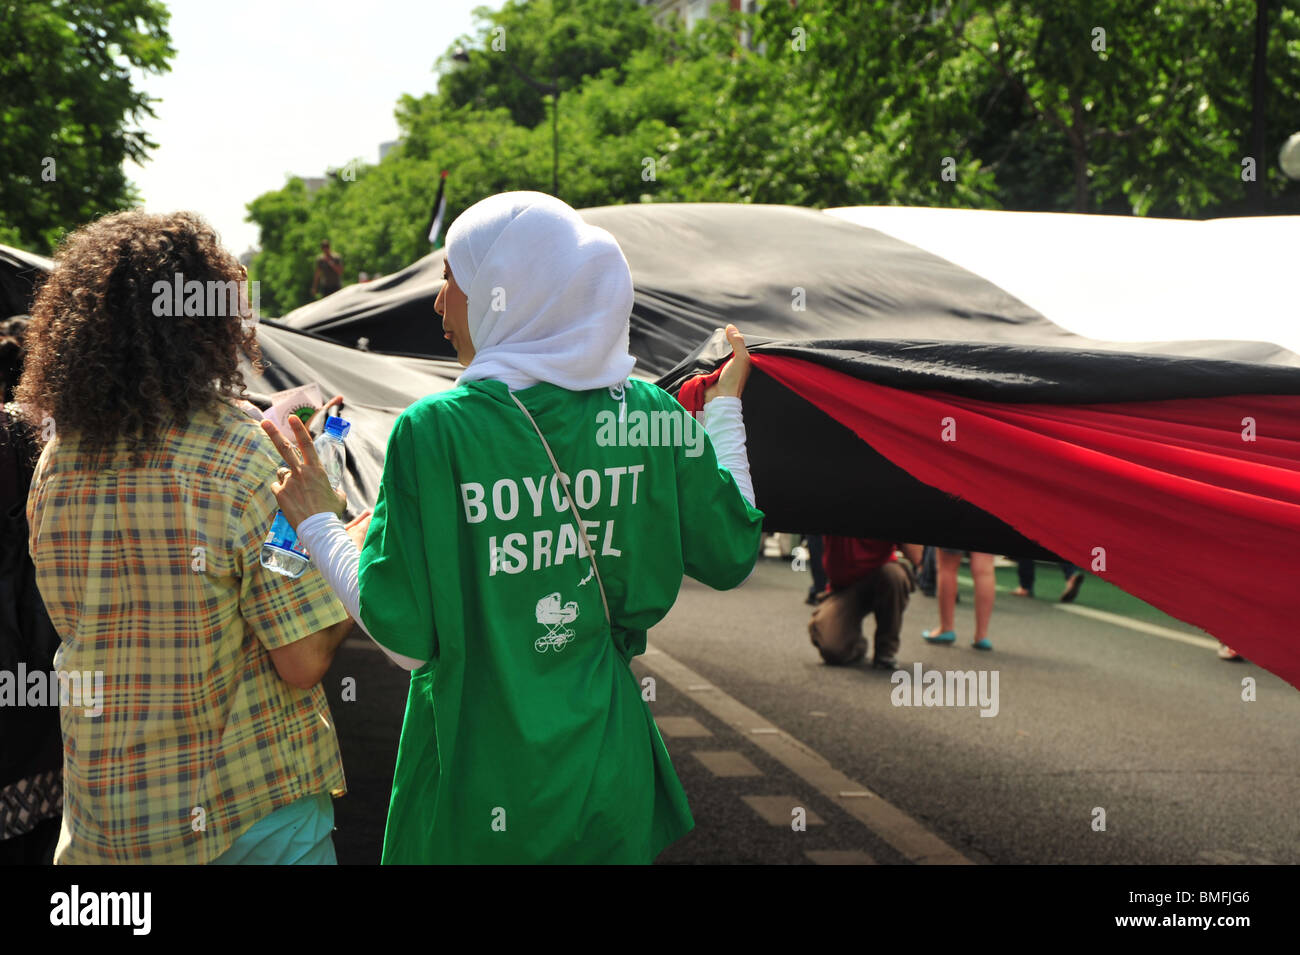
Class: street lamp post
1247,0,1270,203
452,46,560,197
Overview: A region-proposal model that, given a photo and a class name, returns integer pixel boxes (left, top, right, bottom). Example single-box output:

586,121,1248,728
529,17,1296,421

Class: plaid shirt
27,398,349,864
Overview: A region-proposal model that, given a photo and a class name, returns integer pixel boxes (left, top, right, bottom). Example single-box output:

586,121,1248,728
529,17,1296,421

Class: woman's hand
260,414,346,530
310,394,344,430
704,324,752,402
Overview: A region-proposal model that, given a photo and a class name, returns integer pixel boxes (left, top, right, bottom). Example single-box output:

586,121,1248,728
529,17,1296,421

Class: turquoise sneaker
972,638,994,651
922,628,957,645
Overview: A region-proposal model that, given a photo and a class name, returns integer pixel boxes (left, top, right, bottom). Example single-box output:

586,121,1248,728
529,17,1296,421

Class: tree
757,0,1300,216
245,179,316,317
246,0,1300,313
435,0,669,128
0,1,174,253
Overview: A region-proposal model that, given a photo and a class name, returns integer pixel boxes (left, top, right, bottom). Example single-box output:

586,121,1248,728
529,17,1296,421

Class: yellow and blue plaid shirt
27,397,349,864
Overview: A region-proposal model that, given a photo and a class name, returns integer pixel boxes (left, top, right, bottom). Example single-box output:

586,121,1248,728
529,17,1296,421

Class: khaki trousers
808,561,912,665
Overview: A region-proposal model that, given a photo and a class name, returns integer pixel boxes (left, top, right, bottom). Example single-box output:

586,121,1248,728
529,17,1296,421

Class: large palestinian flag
3,204,1298,689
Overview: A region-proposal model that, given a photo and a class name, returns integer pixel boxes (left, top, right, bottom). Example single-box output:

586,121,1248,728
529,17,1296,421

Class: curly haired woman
20,211,356,864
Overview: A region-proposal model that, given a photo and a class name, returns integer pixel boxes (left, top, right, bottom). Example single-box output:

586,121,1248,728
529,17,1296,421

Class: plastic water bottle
260,415,353,578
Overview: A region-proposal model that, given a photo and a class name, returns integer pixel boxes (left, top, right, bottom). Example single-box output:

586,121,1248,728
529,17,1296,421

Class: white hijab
445,191,637,392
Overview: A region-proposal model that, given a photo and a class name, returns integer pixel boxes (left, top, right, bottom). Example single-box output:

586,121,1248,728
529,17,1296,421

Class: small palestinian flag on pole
426,170,448,249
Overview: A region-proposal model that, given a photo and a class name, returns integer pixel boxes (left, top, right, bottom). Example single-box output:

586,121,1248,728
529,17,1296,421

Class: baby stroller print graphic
535,592,579,653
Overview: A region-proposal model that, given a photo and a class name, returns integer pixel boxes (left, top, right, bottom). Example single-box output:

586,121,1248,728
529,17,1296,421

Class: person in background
923,549,996,650
18,211,356,864
804,534,825,605
808,537,922,668
0,316,63,864
311,239,344,299
1011,558,1084,602
916,545,959,602
916,544,936,596
0,317,30,403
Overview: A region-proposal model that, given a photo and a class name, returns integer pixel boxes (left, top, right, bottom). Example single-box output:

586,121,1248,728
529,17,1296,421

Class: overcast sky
124,0,502,256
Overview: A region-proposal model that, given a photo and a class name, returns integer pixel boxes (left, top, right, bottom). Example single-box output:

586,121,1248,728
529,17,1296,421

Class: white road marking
742,795,825,827
694,750,762,778
955,574,1217,648
640,642,972,865
655,716,713,738
1052,604,1219,649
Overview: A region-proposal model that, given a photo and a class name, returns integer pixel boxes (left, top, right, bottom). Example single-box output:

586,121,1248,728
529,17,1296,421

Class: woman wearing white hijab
264,192,762,863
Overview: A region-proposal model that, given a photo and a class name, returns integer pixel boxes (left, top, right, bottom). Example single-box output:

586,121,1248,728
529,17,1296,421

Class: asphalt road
326,557,1300,864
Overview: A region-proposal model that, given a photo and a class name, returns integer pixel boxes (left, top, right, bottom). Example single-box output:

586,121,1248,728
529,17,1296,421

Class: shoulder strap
508,392,611,627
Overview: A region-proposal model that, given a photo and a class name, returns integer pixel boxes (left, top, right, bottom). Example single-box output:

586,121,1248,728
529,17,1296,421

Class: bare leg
969,551,996,640
935,549,962,633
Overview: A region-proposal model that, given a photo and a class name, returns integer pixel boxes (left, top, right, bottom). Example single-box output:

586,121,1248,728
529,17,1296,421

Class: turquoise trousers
211,792,337,865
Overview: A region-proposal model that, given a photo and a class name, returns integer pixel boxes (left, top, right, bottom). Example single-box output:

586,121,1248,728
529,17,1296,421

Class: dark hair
0,315,30,405
15,210,263,467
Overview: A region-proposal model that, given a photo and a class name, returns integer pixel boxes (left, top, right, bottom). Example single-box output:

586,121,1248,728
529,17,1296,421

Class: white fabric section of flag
427,197,445,245
824,206,1300,357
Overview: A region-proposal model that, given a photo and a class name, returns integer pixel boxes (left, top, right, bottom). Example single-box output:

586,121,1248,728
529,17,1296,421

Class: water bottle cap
323,415,351,440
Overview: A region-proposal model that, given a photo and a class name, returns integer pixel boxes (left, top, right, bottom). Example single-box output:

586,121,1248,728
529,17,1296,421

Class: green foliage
245,0,1300,314
435,0,669,127
0,0,174,253
245,178,314,317
759,0,1300,215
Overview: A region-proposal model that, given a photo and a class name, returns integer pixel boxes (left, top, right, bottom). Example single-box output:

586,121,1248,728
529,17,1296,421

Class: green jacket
359,378,763,863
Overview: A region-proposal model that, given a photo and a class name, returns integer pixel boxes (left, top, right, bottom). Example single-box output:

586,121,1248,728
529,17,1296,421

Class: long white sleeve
701,397,755,507
295,512,427,671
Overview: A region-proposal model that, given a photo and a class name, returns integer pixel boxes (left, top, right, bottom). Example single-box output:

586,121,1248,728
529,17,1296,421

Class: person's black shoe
1060,572,1084,603
872,656,899,670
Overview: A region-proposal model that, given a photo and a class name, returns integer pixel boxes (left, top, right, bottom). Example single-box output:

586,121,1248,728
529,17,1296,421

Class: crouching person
809,537,921,669
18,211,354,864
